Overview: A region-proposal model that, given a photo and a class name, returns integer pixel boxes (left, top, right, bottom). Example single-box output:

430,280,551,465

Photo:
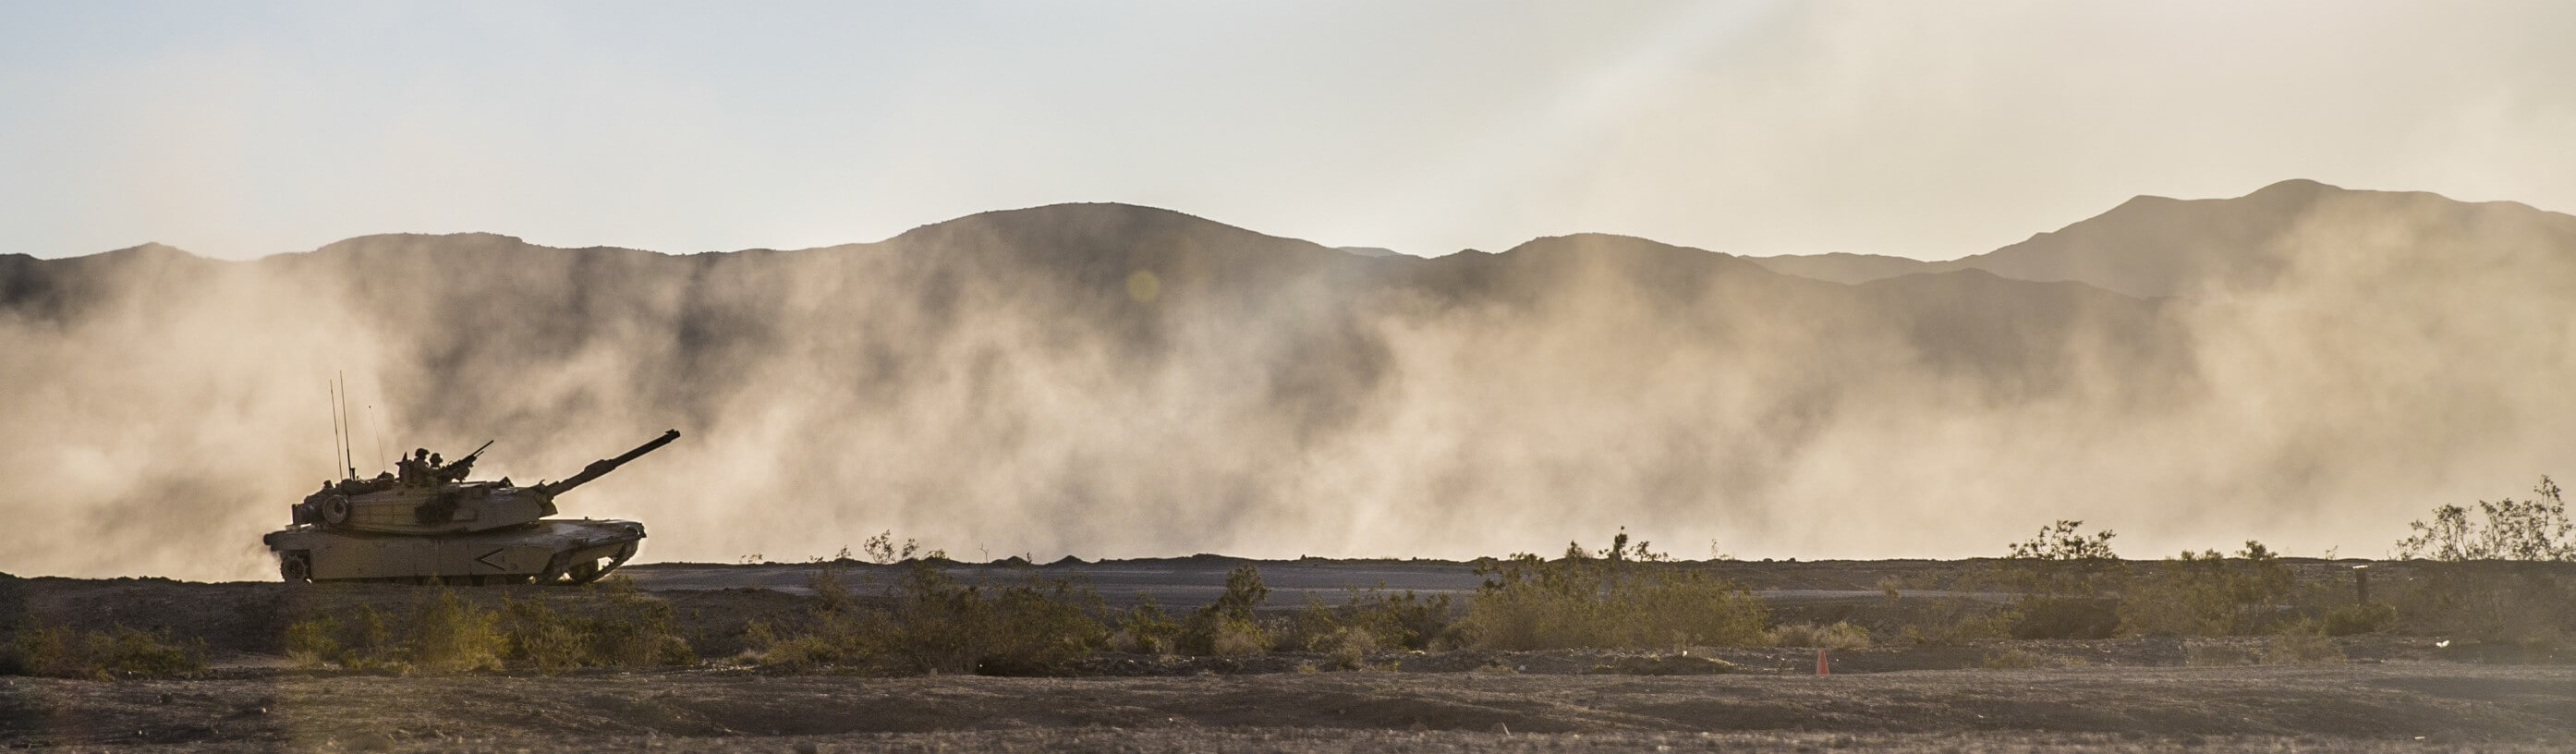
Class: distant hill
1749,179,2576,298
4,183,2573,579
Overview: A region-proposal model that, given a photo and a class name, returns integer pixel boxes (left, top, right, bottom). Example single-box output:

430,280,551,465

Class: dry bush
2261,621,2345,665
287,590,504,674
1894,598,2011,646
498,578,695,674
1988,521,2129,639
407,589,504,673
1768,621,1872,650
2396,477,2574,562
1108,595,1182,654
1279,585,1453,653
1202,618,1269,656
1178,565,1272,656
1459,531,1768,651
2117,542,2294,637
284,604,401,671
2321,602,2396,637
2005,597,2121,640
1979,647,2068,669
282,614,349,669
285,581,692,675
1322,626,1380,670
756,557,1109,675
2381,563,2575,647
2,624,206,679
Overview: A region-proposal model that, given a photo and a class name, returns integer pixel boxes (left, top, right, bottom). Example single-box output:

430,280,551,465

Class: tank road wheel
277,551,313,584
321,495,351,526
567,558,602,585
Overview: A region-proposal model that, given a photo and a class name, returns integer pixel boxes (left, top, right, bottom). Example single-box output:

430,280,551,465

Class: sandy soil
6,560,2568,751
6,664,2571,752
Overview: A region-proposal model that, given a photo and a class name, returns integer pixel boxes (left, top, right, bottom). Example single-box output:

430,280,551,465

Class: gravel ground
6,663,2570,752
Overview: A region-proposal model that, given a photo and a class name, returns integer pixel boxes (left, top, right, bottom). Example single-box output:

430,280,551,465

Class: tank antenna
337,371,356,480
328,378,345,481
368,402,385,475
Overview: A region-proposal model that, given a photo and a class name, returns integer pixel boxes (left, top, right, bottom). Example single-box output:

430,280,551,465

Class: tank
263,430,679,585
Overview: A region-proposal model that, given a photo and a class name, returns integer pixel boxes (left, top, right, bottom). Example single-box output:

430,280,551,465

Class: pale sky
4,1,2571,261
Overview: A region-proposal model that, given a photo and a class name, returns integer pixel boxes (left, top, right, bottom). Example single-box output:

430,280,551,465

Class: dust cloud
2,188,2570,580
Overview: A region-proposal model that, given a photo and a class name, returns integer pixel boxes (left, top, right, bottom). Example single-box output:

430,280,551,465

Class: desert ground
6,558,2570,751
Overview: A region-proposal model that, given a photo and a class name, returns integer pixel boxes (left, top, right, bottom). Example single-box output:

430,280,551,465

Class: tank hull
263,519,645,585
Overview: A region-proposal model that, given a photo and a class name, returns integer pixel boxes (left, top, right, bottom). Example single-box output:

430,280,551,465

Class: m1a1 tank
263,430,680,585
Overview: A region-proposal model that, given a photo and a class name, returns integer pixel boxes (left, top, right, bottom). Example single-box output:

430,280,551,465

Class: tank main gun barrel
537,430,680,497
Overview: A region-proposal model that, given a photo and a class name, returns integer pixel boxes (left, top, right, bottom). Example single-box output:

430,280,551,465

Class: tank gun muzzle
536,430,681,497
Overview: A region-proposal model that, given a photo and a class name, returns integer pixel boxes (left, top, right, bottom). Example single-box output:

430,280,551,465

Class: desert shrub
1,625,206,679
1895,597,2012,646
279,591,501,675
757,556,1109,675
2261,620,2345,665
2006,597,2121,639
1321,626,1380,670
286,582,692,675
497,578,695,674
283,614,346,669
1201,617,1270,656
2395,477,2574,562
405,589,505,673
1992,521,2127,639
2321,602,2397,637
2117,541,2295,636
1999,520,2126,596
2381,563,2576,645
1110,595,1183,654
1179,565,1272,656
1459,531,1768,651
1768,621,1871,650
1980,648,2060,669
284,603,404,671
1278,586,1454,652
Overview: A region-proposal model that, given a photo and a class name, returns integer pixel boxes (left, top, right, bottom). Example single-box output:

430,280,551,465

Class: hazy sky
4,1,2571,261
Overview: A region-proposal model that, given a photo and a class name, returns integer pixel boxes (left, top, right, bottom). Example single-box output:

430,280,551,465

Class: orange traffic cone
1816,648,1829,675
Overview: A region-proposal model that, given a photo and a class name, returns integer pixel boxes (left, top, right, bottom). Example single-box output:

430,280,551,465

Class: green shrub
1277,586,1453,652
1110,595,1183,654
1458,532,1768,651
1179,565,1273,656
1,625,207,679
2117,542,2294,637
1768,621,1871,650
